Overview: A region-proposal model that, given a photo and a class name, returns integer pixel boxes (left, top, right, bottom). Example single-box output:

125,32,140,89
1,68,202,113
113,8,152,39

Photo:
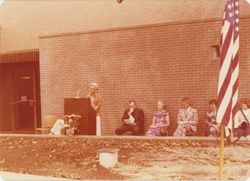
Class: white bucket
98,148,119,168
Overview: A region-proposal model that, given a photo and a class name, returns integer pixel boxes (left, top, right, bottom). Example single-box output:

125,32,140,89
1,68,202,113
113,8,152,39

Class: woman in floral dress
146,100,170,136
204,99,219,137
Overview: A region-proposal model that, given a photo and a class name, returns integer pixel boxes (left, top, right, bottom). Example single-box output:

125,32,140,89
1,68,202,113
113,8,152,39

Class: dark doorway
0,53,41,133
0,68,12,131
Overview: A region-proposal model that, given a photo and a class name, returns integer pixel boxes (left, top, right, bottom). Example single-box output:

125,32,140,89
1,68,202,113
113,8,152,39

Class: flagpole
219,125,225,180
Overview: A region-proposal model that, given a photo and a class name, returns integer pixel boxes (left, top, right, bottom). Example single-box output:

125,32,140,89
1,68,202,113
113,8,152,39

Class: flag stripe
217,0,239,127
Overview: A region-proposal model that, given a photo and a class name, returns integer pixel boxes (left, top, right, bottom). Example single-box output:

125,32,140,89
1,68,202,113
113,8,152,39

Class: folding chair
36,115,58,134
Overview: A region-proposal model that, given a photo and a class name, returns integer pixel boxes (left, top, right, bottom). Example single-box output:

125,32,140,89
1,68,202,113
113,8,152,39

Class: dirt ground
0,136,249,180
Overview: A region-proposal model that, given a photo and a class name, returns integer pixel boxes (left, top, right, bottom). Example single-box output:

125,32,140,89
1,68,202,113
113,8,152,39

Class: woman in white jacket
234,99,250,139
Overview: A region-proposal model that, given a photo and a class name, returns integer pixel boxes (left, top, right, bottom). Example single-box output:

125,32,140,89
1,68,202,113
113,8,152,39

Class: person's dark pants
237,127,250,137
115,124,143,135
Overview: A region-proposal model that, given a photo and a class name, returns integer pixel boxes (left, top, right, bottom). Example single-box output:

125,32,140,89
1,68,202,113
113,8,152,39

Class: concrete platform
0,133,249,144
0,171,76,181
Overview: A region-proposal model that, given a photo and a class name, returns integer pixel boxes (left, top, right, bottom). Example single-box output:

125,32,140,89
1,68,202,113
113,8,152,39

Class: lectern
64,98,96,135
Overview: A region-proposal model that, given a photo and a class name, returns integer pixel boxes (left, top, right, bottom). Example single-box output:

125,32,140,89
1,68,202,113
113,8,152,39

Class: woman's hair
128,99,136,105
209,99,218,106
239,98,248,106
157,100,165,105
157,100,167,110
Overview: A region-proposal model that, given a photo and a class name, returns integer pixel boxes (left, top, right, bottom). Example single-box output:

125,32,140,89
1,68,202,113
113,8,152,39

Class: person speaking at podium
87,82,103,136
50,82,102,136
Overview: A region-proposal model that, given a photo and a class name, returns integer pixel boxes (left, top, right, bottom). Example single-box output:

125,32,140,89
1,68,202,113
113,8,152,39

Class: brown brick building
0,0,250,135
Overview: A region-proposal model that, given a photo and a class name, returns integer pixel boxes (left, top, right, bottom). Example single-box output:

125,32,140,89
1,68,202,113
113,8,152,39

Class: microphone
75,87,86,99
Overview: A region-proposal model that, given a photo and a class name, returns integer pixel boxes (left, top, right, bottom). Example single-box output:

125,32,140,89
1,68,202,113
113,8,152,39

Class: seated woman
146,100,170,136
234,99,250,138
204,99,219,137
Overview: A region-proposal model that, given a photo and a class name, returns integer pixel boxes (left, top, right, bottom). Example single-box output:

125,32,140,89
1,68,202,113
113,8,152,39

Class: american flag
217,0,239,127
231,0,240,119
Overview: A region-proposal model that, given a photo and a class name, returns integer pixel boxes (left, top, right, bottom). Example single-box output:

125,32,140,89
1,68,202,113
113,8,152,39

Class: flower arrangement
63,114,81,135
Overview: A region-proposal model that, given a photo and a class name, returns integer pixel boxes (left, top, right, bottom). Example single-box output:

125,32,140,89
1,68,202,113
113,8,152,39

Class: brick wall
39,17,250,135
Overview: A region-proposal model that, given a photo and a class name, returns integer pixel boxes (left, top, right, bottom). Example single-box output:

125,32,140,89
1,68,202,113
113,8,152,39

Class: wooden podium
64,98,96,135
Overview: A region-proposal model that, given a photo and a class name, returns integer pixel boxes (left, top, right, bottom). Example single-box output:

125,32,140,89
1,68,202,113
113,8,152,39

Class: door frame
0,51,41,133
